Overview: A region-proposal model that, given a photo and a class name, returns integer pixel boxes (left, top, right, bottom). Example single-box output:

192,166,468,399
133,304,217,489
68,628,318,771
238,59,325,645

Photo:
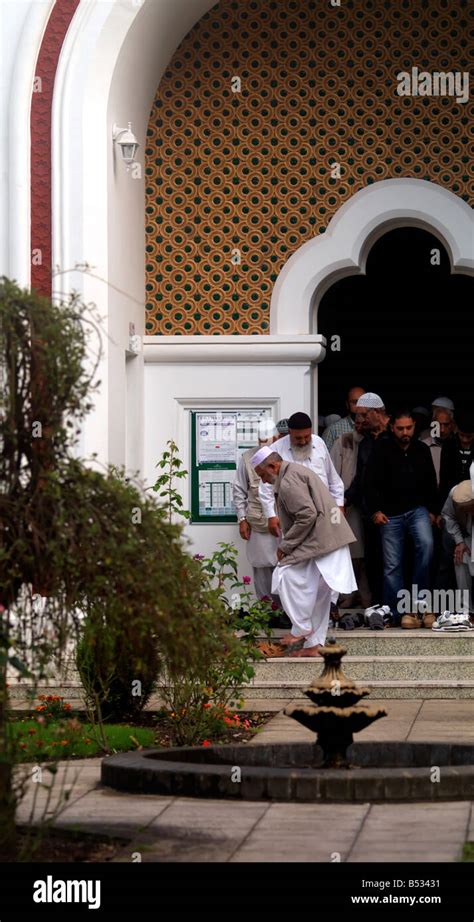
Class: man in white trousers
251,446,357,657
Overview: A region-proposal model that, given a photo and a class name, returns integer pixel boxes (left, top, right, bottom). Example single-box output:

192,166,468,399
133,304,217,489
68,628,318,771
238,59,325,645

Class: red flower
243,576,251,585
202,740,211,747
202,702,211,709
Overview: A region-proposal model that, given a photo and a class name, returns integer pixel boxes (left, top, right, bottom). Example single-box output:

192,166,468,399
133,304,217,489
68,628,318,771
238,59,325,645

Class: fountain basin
102,742,474,802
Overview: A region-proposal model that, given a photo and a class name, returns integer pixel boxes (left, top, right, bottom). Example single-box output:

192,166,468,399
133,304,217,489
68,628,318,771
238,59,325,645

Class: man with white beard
252,446,357,656
258,411,345,537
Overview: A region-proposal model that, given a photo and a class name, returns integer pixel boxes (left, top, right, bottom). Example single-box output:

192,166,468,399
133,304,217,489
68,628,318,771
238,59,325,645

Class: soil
142,710,273,748
6,828,126,863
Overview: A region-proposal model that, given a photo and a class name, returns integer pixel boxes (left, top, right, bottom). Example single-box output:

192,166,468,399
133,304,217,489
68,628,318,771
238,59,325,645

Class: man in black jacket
439,411,474,506
345,392,390,604
365,410,440,624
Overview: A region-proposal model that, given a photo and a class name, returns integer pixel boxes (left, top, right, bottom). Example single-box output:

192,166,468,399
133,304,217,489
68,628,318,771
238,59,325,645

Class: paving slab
230,803,370,862
250,700,424,745
15,758,103,822
120,799,271,862
250,700,474,746
407,700,474,742
347,802,471,863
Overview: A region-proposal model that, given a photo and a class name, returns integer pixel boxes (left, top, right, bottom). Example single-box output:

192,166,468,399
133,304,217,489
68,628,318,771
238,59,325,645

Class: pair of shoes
364,604,392,630
432,611,474,632
401,612,423,629
338,611,365,631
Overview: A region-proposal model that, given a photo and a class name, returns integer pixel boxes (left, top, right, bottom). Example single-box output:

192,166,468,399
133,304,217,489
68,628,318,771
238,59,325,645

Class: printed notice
198,469,234,516
197,413,237,464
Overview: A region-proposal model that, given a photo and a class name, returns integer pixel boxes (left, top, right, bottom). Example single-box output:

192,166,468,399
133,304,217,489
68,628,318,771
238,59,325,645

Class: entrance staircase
7,626,474,708
246,627,474,700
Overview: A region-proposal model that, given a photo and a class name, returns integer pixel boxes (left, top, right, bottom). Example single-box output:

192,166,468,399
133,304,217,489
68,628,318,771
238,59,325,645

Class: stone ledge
101,742,474,803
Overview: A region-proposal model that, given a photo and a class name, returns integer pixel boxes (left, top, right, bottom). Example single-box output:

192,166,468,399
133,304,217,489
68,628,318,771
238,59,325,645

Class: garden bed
10,707,273,761
9,827,126,863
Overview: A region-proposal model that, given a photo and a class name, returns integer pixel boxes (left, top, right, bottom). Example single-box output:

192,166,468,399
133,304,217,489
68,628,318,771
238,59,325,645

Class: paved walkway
15,701,474,863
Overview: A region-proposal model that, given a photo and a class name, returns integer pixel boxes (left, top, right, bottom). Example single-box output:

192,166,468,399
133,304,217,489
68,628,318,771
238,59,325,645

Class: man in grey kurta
441,472,474,614
252,446,357,656
232,423,280,598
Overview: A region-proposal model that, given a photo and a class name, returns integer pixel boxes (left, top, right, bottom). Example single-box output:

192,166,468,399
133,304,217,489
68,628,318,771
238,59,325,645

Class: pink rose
243,576,251,585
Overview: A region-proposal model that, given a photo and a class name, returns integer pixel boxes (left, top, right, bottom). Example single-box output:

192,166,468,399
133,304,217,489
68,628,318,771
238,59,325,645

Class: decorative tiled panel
30,0,80,297
145,0,474,335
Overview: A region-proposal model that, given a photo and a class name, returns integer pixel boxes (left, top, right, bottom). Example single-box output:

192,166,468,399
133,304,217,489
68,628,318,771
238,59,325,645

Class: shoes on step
432,611,474,632
422,612,436,629
363,604,392,629
401,612,423,629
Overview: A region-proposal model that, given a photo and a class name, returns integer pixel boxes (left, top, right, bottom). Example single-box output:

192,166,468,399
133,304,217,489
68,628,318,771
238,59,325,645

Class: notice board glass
190,409,272,523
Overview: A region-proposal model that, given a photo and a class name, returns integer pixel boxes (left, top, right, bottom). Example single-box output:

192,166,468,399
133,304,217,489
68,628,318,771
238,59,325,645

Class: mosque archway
317,225,474,417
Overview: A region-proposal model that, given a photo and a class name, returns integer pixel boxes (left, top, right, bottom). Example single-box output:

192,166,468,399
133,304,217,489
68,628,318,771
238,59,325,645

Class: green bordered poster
190,409,272,523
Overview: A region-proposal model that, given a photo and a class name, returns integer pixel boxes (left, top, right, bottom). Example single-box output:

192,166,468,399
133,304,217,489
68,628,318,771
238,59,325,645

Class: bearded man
258,411,345,536
252,446,357,657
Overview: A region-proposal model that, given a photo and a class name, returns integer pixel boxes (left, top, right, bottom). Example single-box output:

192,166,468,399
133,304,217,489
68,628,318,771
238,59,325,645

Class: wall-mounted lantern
112,122,140,171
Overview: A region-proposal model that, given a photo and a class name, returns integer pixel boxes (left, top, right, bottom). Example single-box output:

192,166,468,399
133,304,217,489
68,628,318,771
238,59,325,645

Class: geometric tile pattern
145,0,474,334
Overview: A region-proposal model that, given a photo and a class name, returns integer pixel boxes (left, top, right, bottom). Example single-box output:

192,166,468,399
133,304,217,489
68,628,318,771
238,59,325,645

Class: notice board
190,409,272,523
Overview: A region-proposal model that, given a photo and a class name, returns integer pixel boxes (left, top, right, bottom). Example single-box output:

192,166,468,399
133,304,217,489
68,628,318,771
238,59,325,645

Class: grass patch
11,719,155,762
462,843,474,862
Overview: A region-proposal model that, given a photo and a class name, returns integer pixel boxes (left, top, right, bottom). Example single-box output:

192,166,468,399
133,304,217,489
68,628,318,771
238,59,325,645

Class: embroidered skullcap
250,445,275,468
356,392,384,409
276,418,289,434
432,396,454,412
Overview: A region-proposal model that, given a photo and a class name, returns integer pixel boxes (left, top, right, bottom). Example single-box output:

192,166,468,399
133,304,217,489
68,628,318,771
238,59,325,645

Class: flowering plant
34,694,74,721
168,702,252,745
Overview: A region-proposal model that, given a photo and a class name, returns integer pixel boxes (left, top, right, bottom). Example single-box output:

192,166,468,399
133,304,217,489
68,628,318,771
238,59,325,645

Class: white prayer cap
356,392,384,409
258,419,277,440
250,445,274,468
432,396,454,412
324,413,341,427
452,480,474,506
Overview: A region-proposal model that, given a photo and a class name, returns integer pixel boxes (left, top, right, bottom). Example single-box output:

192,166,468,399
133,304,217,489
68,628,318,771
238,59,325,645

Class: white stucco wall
51,0,218,470
143,338,323,576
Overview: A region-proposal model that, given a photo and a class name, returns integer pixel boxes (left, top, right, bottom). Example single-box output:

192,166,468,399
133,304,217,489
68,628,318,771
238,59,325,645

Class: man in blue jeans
365,410,440,626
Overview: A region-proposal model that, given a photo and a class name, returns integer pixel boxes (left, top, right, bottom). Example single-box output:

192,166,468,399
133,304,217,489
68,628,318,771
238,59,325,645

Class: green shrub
76,616,159,723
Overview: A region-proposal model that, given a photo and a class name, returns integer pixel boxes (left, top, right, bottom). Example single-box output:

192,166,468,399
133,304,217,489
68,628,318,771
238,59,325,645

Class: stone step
239,680,474,700
252,656,474,683
260,629,474,657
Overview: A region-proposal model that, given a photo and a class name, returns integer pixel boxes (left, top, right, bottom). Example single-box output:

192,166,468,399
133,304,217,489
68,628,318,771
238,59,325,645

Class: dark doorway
318,227,474,417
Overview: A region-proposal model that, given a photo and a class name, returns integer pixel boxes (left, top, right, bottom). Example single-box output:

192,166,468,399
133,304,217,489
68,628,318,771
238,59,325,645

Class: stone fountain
102,641,474,802
284,641,387,767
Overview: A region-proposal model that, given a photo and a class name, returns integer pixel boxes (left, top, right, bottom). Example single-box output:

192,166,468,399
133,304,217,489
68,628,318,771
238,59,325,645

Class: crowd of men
232,392,474,655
